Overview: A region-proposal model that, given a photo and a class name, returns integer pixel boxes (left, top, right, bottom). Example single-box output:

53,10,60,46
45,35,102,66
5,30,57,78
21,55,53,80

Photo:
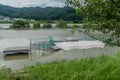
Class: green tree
42,23,52,29
66,0,120,44
56,21,68,29
33,22,41,29
10,20,30,29
71,25,80,34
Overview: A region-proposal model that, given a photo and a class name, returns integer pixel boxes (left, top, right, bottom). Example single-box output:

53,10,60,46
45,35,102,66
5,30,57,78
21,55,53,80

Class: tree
33,22,41,29
66,0,120,44
42,23,52,29
10,20,30,29
56,21,68,29
71,25,80,34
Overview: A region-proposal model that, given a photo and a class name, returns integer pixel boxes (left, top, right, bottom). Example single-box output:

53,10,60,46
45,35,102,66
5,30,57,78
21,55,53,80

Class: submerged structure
0,36,105,58
0,39,30,56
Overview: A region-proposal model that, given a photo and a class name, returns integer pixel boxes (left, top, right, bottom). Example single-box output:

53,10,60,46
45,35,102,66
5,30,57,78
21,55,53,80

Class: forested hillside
0,4,82,21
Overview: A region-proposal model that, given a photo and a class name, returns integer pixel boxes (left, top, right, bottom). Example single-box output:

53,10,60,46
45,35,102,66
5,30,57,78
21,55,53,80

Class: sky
0,0,66,7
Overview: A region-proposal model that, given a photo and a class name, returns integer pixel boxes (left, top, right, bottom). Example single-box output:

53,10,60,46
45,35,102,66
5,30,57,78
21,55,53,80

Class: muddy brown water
4,53,29,60
0,26,119,70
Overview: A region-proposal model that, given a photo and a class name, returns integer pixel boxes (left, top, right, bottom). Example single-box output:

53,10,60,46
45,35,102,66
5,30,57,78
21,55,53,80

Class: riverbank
0,53,120,80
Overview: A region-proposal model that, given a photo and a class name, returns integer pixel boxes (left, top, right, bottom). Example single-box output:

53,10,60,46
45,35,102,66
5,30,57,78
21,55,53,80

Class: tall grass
0,53,120,80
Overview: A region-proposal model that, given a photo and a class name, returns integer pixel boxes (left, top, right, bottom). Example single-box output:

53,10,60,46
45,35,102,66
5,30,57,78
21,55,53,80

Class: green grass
0,53,120,80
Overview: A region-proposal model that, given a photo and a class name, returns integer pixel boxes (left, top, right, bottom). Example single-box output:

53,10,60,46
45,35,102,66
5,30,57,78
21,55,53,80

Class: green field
0,53,120,80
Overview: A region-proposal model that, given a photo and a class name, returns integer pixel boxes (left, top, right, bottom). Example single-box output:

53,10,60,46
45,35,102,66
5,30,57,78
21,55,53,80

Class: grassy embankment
0,53,120,80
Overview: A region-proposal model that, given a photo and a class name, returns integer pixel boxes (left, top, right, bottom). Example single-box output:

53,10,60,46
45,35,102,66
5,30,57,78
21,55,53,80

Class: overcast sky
0,0,66,7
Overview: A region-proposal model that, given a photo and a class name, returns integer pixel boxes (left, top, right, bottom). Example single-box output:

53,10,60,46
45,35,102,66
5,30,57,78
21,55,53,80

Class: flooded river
0,24,120,70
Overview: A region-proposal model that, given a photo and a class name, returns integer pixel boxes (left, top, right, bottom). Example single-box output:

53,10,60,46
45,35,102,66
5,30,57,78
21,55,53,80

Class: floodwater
0,24,120,70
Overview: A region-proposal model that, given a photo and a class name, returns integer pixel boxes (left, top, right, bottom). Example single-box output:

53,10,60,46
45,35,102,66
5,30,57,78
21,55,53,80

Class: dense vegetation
66,0,120,44
56,21,68,29
0,53,120,80
33,22,41,29
0,4,82,22
10,20,69,29
42,23,52,29
10,20,30,29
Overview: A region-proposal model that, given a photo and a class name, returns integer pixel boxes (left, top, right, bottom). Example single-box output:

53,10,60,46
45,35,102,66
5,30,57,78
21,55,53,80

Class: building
3,17,10,21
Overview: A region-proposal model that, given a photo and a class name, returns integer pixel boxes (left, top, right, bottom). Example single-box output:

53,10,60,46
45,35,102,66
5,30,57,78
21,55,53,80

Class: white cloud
0,0,65,7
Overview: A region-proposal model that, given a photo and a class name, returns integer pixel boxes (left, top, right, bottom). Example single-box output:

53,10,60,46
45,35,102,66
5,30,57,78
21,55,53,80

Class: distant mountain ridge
0,4,82,21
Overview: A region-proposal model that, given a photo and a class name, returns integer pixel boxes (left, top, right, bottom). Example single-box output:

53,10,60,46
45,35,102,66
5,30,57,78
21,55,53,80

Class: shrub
33,22,41,29
56,21,67,29
10,20,30,29
42,23,52,29
71,25,80,33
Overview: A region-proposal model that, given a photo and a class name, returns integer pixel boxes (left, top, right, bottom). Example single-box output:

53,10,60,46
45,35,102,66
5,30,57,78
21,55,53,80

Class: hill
0,4,82,21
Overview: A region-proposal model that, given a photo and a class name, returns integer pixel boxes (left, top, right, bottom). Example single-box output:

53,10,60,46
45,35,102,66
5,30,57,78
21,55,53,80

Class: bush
56,21,67,29
33,22,41,29
10,20,30,29
42,23,52,29
71,25,80,33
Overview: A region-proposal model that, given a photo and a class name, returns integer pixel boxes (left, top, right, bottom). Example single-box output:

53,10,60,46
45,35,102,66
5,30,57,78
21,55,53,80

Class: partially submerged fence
30,36,56,57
